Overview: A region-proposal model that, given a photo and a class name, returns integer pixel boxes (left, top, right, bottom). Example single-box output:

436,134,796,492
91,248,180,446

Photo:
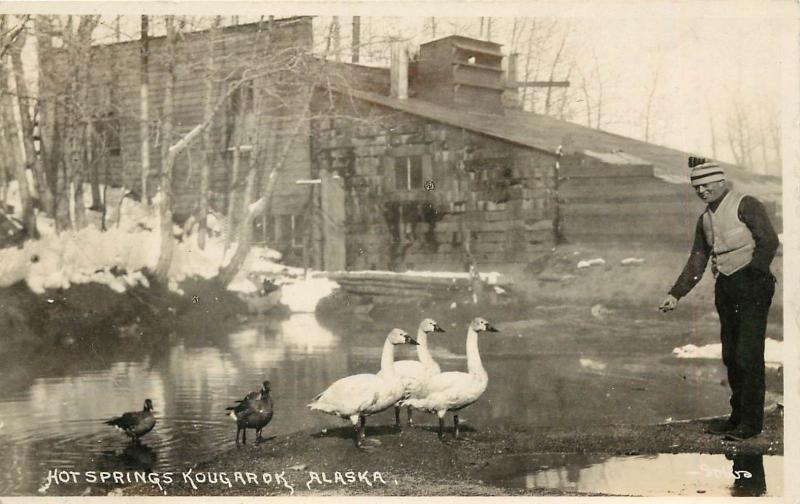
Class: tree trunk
1,53,37,236
88,119,102,210
544,28,568,115
140,15,151,202
218,99,311,287
198,16,222,250
224,146,241,252
154,16,178,282
9,29,54,215
71,16,99,229
35,16,59,210
217,164,260,286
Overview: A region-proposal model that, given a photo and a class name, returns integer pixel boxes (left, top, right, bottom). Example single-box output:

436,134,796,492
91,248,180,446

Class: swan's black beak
406,336,420,345
486,324,499,332
433,323,445,333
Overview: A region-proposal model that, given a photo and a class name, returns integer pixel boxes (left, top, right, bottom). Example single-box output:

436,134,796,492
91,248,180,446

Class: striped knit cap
689,159,725,187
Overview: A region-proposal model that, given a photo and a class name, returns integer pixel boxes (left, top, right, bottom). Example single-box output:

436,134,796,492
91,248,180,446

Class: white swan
402,317,498,441
307,328,419,448
378,318,445,427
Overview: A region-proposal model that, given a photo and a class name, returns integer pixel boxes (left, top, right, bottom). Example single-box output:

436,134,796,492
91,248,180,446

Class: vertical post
352,16,360,63
302,184,314,276
553,144,565,244
390,42,408,100
332,16,341,62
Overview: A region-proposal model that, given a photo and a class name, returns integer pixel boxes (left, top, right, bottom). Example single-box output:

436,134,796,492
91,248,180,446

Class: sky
2,1,798,176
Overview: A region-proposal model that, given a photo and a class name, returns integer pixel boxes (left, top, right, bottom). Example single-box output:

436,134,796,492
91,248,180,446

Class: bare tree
8,18,54,217
642,61,662,143
1,15,29,59
154,15,180,281
725,98,755,171
576,49,606,129
765,108,781,176
543,26,569,116
33,15,59,215
1,45,36,235
140,15,151,202
64,15,100,230
197,16,222,250
1,16,38,235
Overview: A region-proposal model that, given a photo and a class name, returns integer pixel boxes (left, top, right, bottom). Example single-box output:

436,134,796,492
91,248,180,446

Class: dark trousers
714,267,775,431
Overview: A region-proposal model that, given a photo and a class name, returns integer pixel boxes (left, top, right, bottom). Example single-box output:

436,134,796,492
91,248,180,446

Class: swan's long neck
416,329,436,368
379,337,397,376
466,327,486,377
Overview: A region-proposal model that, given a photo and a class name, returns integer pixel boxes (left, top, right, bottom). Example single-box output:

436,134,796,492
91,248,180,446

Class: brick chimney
390,41,408,100
414,35,505,115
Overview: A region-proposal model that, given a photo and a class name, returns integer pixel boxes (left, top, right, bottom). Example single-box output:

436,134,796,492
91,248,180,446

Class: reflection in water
478,452,782,496
280,314,339,353
730,454,766,497
103,441,157,472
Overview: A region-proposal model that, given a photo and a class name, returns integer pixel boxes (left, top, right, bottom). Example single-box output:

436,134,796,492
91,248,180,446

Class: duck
226,380,274,445
307,328,418,449
378,318,445,427
402,317,498,441
104,399,156,440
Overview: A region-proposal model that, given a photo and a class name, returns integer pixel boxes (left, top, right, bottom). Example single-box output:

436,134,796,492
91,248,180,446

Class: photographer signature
689,464,752,480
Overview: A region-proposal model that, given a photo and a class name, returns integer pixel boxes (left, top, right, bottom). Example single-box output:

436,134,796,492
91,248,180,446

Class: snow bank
0,187,297,296
280,277,339,313
672,338,783,366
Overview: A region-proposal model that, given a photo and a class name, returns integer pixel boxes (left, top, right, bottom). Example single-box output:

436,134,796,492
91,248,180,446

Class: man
659,157,779,441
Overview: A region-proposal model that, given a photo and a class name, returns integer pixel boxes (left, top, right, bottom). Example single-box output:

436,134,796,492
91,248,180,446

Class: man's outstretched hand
658,294,678,312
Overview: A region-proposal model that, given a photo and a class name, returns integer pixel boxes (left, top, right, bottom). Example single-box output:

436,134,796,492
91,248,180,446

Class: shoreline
65,406,781,497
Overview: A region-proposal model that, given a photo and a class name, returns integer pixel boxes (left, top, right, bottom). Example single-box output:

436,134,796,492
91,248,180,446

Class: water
0,309,759,495
476,452,783,496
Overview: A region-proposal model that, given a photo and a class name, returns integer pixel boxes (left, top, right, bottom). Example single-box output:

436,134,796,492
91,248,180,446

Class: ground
111,407,782,496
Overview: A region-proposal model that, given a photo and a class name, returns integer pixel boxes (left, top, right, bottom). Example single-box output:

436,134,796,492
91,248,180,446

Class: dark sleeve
738,196,779,273
669,216,711,299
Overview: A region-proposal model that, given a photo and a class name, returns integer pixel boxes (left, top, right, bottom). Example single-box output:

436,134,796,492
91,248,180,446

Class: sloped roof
337,87,781,204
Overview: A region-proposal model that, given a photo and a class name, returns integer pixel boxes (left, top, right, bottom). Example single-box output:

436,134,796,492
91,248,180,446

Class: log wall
310,97,559,271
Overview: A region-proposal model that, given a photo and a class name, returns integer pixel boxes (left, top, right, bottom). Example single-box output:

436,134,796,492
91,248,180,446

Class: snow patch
0,187,294,297
577,258,606,269
673,338,783,365
620,257,645,265
280,277,339,313
579,358,607,371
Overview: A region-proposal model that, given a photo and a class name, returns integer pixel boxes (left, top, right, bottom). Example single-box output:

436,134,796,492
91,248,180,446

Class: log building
72,20,780,271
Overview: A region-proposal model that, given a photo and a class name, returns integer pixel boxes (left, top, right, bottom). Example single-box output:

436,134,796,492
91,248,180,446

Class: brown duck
226,381,274,445
104,399,156,440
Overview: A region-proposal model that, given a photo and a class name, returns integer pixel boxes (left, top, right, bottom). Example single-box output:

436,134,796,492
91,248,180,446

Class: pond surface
0,308,757,495
476,452,783,496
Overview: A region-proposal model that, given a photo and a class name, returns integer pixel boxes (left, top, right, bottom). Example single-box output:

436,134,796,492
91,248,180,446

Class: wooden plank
560,178,684,192
562,201,697,217
561,164,655,178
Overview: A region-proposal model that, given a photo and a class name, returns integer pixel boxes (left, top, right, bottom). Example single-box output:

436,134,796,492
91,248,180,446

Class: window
272,214,305,247
394,155,423,190
292,214,305,247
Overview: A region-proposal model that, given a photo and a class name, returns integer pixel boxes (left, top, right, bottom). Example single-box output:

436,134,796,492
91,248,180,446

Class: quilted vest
701,191,755,275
